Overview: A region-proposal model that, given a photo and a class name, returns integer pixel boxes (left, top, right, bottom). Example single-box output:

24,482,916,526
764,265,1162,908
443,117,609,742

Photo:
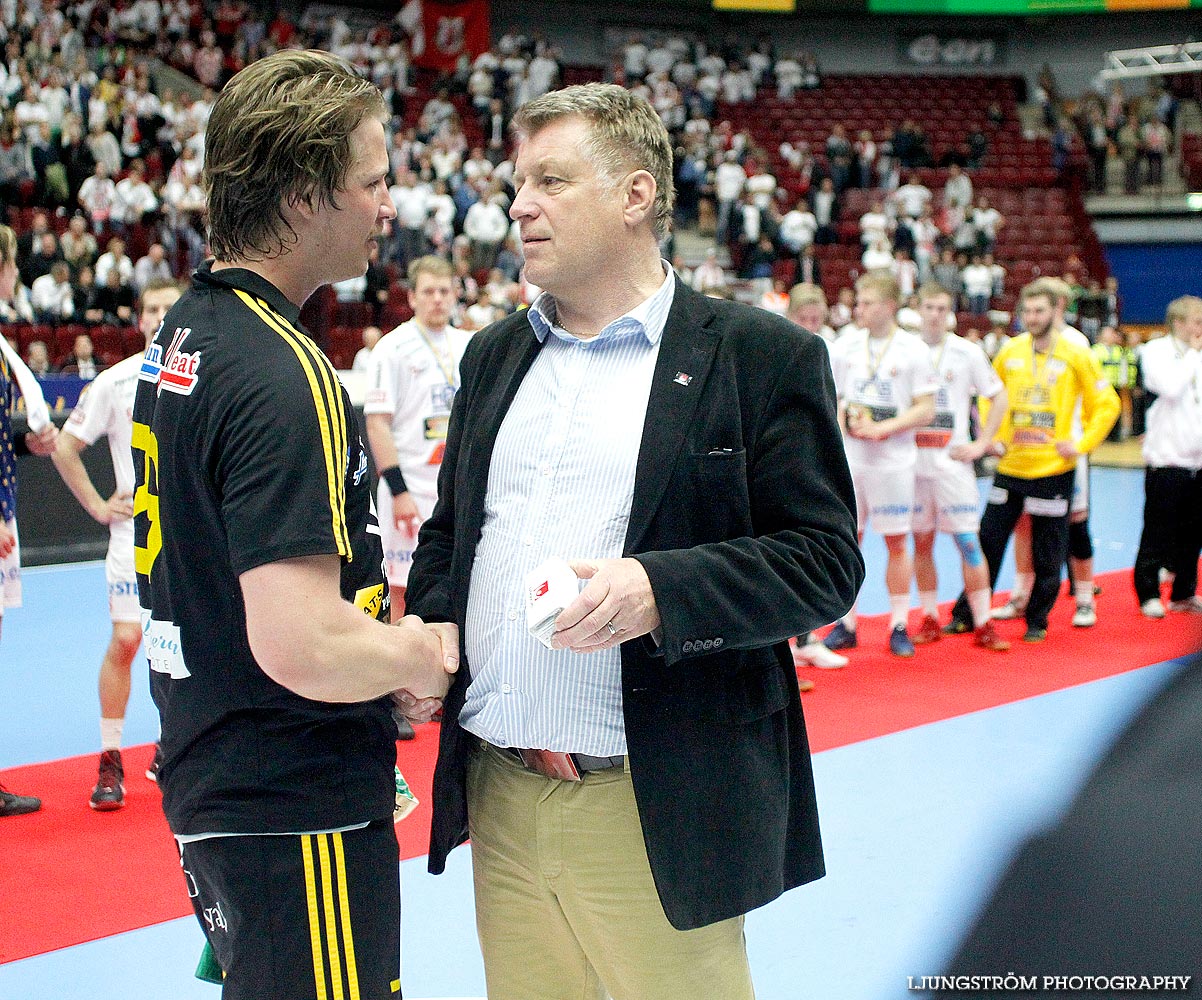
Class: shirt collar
527,262,675,347
192,259,305,327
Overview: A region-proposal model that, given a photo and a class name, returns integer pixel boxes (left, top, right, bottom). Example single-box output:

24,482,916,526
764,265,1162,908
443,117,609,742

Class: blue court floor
1,467,1190,999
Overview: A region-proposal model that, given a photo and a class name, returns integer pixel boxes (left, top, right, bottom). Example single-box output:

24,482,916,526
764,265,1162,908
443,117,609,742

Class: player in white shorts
784,283,843,674
826,270,937,658
365,255,469,617
52,278,182,810
1,222,58,819
991,276,1099,627
908,284,1010,651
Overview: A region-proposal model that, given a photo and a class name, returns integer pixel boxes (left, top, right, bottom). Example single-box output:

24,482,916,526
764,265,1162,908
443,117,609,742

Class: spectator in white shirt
389,169,431,268
961,255,994,315
691,247,728,293
862,236,894,271
112,160,159,229
891,173,932,221
778,199,818,256
893,248,919,299
775,53,802,100
943,163,973,213
859,200,890,248
463,188,510,272
744,165,776,211
971,195,1004,254
30,261,75,322
713,151,746,245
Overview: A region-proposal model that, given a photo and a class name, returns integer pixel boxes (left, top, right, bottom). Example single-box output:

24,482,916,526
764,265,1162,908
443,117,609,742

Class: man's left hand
853,417,895,441
552,557,661,653
949,440,989,463
24,425,58,455
1054,440,1079,460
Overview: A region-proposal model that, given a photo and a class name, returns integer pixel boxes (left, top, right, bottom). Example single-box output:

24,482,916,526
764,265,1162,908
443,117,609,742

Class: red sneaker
912,614,943,645
973,622,1011,652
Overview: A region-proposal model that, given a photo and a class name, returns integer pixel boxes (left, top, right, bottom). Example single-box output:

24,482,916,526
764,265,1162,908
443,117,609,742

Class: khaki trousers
466,741,756,1000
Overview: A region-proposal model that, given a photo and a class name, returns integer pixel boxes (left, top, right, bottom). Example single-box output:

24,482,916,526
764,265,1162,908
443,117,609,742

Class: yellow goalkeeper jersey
992,331,1120,480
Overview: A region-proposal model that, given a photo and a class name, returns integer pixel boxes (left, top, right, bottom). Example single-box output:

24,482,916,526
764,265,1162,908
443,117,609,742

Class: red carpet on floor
0,567,1198,964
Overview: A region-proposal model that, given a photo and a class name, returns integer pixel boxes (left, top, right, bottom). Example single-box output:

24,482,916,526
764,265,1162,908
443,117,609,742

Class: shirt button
501,683,512,694
523,536,533,546
507,610,518,621
542,466,552,477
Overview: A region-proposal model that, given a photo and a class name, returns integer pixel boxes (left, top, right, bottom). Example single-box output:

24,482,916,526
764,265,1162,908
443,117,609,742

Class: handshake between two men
393,555,663,722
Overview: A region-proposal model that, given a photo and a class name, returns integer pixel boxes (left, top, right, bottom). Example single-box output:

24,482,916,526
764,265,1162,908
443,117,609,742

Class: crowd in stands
1037,62,1182,195
0,1,1183,388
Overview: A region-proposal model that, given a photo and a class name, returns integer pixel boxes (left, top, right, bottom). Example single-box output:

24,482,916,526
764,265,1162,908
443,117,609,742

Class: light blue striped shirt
461,265,676,756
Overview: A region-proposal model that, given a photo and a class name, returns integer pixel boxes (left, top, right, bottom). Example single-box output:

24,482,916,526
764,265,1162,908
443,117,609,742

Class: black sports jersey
133,261,394,836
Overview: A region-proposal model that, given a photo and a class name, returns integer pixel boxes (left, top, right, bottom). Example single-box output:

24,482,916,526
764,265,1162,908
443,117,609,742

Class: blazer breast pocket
692,447,745,507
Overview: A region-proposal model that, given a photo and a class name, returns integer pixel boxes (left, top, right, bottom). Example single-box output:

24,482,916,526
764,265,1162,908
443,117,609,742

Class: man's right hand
392,616,458,716
96,490,134,525
392,492,420,537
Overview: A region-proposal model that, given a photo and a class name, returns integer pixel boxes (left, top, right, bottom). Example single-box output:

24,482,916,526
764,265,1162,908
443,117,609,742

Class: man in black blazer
405,83,862,1000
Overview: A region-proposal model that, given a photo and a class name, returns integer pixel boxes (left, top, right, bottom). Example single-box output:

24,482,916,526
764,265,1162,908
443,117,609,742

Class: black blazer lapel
625,281,720,555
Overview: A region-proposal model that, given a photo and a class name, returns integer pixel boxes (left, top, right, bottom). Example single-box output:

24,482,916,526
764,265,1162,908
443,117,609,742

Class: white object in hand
524,557,580,649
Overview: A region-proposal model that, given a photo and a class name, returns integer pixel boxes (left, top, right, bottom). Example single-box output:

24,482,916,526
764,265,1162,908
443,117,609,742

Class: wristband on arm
380,466,408,496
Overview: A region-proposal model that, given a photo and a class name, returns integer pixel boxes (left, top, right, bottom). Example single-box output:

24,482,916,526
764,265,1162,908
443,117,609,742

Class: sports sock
889,594,910,629
968,588,992,628
919,590,938,617
100,717,124,752
1075,581,1094,605
841,608,857,630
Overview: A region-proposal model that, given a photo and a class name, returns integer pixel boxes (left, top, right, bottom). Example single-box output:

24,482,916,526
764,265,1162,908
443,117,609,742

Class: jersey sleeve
968,342,1004,398
64,375,113,446
218,350,354,576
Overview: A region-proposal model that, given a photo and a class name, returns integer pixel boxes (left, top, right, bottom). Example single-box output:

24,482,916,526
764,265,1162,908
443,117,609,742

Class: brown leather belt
481,739,625,782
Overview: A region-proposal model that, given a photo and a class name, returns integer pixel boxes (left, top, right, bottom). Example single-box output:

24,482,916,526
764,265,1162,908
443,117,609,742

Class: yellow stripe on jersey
316,834,346,1000
332,833,362,1000
391,979,401,994
233,290,351,558
301,835,330,1000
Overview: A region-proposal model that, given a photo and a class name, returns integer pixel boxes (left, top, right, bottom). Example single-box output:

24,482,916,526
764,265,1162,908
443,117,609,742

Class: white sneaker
991,597,1026,621
794,641,848,670
1071,602,1097,628
1140,598,1166,619
1167,596,1202,614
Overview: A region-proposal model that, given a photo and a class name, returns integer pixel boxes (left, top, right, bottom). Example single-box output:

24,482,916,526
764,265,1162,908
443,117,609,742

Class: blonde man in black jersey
132,51,457,999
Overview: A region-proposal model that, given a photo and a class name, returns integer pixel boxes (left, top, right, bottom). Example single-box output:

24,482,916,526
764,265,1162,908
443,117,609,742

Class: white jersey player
908,284,1010,652
365,255,470,617
825,270,937,658
785,282,846,673
52,278,181,810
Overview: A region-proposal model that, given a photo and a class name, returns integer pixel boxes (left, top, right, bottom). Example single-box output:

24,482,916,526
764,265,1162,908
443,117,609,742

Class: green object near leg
195,940,224,985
